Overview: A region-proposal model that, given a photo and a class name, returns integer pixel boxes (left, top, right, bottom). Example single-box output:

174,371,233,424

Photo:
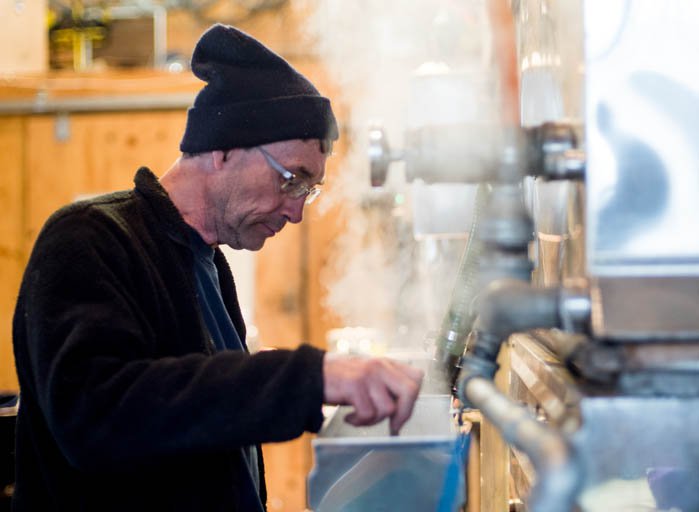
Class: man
12,24,423,511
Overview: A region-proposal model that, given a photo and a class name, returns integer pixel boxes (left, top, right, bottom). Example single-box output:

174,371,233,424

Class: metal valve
368,124,404,187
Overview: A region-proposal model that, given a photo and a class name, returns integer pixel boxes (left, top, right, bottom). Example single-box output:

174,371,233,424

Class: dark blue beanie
180,24,339,153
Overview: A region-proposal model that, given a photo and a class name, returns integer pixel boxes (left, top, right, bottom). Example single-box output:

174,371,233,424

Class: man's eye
287,177,309,191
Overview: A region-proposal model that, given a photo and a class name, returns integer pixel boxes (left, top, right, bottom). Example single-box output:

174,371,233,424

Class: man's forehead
267,138,324,156
269,140,326,177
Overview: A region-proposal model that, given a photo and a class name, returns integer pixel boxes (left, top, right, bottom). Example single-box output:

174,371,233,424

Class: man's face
209,139,327,251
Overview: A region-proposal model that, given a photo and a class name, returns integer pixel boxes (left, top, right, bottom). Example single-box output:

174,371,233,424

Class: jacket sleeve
15,208,325,472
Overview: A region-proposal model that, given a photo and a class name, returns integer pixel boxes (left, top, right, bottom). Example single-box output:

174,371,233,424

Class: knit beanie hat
180,24,339,153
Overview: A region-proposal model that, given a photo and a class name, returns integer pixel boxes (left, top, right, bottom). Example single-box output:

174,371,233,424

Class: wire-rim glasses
257,146,322,204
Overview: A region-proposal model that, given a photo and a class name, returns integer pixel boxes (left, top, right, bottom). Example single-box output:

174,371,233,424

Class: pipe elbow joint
476,279,562,341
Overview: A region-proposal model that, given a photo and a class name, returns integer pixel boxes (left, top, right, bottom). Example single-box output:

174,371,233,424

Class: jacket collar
133,166,192,246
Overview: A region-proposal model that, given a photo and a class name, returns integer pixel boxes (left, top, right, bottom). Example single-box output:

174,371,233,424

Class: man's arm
14,210,327,470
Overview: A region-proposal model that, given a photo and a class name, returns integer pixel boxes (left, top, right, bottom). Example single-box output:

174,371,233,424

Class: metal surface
528,178,586,287
572,396,699,485
572,396,699,511
584,0,699,342
558,286,592,334
516,0,585,126
584,0,699,277
569,340,699,396
317,394,455,439
403,67,499,184
590,276,699,340
458,280,564,400
403,123,497,183
368,125,399,187
367,66,501,186
543,148,586,181
479,183,533,253
523,122,585,180
308,394,465,512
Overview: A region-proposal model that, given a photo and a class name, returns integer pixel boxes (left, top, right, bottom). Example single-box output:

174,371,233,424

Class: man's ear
211,150,227,170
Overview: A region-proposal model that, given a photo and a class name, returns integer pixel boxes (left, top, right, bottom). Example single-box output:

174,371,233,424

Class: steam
305,0,495,352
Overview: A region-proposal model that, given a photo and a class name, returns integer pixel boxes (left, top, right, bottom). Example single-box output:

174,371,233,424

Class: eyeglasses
257,146,322,205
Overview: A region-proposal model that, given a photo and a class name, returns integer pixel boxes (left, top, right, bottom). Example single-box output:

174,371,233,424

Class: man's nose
282,195,306,224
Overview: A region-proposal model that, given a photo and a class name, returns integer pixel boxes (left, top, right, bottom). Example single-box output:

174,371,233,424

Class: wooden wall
0,117,26,392
0,107,189,392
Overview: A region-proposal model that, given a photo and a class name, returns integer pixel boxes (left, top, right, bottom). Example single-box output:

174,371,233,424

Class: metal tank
457,1,699,511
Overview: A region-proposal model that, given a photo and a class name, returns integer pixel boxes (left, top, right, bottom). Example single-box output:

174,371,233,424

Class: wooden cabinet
25,110,188,244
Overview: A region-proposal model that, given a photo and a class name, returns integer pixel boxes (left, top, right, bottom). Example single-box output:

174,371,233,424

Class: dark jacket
12,167,325,511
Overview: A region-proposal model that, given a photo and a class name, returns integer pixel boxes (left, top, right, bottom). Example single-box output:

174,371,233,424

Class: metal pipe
476,279,560,340
463,281,590,375
522,122,586,181
459,279,562,384
462,377,582,512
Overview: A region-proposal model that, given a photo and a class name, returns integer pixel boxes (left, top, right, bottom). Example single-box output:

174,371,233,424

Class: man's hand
322,353,424,435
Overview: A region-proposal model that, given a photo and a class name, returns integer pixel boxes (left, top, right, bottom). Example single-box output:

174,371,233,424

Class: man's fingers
388,389,419,435
352,360,422,433
323,353,424,432
349,402,378,425
366,371,397,419
344,377,377,425
382,364,423,434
